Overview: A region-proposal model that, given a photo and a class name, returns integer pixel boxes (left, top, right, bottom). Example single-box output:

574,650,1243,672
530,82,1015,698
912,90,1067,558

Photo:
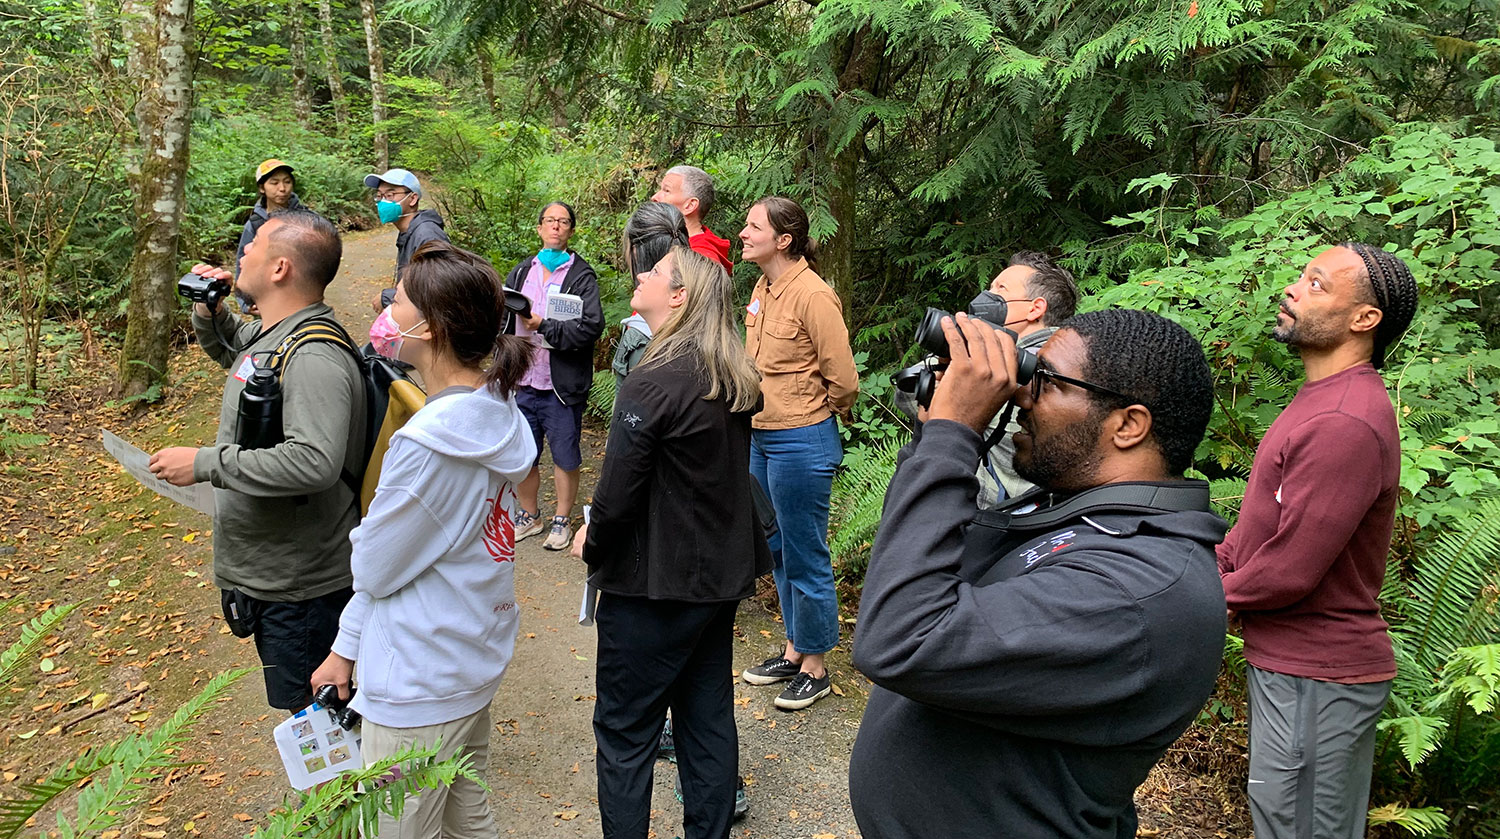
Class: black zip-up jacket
503,252,605,406
849,420,1227,839
583,353,772,601
379,209,451,308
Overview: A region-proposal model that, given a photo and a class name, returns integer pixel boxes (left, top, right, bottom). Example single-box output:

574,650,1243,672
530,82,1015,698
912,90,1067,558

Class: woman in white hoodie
310,241,536,839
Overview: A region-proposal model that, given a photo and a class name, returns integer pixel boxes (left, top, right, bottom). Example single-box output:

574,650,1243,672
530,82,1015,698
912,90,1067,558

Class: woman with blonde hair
573,246,772,839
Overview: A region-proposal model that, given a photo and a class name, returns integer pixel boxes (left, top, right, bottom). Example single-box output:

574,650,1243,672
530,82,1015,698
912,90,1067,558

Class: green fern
1391,494,1500,677
829,434,908,578
0,668,251,839
586,368,618,423
1367,803,1452,836
0,602,78,690
250,742,482,839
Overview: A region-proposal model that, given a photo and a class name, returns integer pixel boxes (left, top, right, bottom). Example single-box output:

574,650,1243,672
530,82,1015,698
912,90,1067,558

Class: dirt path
0,227,871,839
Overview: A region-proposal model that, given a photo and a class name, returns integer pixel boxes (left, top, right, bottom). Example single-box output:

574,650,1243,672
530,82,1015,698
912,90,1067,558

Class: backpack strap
265,316,364,496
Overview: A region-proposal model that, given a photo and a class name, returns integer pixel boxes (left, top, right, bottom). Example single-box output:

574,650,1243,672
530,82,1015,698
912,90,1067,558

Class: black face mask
967,290,1010,329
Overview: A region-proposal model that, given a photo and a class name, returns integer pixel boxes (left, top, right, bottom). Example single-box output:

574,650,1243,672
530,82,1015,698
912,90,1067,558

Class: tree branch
570,0,783,26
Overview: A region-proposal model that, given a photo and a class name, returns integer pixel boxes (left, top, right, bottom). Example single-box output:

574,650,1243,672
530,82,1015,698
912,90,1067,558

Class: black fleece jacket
502,253,605,406
849,420,1227,839
379,209,451,308
583,353,772,601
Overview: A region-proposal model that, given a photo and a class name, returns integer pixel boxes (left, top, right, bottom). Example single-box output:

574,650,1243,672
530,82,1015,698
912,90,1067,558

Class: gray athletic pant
1247,666,1391,839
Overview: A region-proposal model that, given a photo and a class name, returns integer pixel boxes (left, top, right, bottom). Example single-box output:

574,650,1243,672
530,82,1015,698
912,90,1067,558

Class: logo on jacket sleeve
483,486,517,563
1019,530,1078,568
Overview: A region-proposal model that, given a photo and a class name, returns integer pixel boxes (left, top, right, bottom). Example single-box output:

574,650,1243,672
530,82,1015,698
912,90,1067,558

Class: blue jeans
750,417,841,655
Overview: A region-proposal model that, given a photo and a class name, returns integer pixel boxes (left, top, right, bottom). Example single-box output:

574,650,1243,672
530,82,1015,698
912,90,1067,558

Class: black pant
594,594,739,839
249,587,353,710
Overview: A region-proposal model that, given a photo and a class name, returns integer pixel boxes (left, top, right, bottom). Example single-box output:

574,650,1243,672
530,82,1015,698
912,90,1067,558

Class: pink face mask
369,307,426,361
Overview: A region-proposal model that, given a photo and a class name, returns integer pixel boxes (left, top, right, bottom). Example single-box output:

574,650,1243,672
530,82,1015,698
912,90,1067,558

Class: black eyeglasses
1030,363,1141,407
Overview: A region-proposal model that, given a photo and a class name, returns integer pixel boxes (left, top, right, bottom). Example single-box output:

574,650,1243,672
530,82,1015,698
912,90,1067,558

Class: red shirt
690,229,733,274
1218,364,1398,682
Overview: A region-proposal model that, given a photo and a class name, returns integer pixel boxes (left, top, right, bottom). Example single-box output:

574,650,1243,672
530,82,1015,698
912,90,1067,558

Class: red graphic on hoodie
483,487,516,563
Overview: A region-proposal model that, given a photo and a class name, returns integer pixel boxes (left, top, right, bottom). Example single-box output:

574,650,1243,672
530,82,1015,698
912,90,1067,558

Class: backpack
267,316,426,515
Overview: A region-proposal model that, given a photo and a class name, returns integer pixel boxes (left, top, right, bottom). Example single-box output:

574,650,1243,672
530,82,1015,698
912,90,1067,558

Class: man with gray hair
652,165,733,273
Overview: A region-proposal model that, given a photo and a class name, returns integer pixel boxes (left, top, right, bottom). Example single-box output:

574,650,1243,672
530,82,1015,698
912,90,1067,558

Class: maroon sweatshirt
1218,363,1399,682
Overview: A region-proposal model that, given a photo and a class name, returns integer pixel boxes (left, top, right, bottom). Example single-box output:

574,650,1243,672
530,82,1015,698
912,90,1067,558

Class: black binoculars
177,273,231,311
313,684,362,730
895,293,1037,409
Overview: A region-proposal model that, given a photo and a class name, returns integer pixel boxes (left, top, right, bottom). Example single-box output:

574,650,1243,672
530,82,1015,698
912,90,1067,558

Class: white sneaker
542,516,572,551
514,510,545,541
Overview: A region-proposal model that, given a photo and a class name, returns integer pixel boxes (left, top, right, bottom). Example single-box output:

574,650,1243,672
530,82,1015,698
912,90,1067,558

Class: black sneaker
774,671,832,710
741,655,800,685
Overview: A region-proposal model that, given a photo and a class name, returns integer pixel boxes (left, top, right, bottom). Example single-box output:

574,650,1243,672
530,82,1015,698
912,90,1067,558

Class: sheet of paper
274,702,363,789
579,504,598,626
101,430,215,515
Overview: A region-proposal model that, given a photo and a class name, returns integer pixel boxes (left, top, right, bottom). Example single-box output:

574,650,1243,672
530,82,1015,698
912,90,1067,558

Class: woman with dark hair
236,159,316,276
573,246,772,839
612,202,692,384
503,200,606,551
310,241,536,839
737,196,858,711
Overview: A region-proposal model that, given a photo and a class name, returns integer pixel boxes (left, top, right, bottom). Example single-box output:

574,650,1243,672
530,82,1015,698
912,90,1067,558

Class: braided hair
1062,309,1214,476
1338,243,1419,369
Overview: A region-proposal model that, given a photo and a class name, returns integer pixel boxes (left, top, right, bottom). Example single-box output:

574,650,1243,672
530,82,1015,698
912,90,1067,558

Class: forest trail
0,226,871,839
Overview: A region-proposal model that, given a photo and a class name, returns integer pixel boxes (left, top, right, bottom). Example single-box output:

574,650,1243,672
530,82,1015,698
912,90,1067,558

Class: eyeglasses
540,217,573,228
1030,362,1141,407
374,190,409,201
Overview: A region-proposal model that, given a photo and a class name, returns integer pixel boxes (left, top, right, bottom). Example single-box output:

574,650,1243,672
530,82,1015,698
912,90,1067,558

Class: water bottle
236,365,285,449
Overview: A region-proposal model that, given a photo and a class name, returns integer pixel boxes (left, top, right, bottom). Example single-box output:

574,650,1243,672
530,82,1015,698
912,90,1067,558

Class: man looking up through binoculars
849,309,1228,839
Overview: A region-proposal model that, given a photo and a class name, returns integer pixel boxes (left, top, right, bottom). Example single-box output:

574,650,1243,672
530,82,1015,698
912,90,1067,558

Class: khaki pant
361,705,497,839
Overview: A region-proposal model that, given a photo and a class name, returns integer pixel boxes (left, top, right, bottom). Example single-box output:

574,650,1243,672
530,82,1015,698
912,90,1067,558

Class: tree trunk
118,0,195,399
821,25,883,321
288,0,313,128
316,0,348,127
476,42,498,116
359,0,388,169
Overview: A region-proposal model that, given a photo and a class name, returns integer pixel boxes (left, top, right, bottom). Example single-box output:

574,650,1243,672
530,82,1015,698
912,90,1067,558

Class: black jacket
503,253,605,406
583,353,772,601
379,209,450,308
848,420,1227,839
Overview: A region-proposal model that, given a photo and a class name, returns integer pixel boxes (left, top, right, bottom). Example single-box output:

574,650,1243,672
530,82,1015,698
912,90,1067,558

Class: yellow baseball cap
255,159,294,184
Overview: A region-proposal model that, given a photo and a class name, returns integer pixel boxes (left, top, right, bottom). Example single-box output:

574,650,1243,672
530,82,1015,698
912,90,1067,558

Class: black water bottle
236,365,285,449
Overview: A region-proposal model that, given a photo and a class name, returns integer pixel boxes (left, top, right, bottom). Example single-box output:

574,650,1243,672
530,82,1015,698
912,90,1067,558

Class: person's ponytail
753,196,819,273
485,334,532,397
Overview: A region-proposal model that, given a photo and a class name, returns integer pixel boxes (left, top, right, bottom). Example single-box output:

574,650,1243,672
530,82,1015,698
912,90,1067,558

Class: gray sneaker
542,516,573,551
741,655,800,685
774,671,832,710
514,509,545,541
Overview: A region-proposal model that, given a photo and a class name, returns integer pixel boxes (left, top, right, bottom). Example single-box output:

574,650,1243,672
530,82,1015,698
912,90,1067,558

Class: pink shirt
517,255,573,391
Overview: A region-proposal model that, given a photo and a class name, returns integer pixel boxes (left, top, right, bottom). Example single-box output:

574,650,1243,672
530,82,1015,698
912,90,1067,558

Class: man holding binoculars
850,307,1228,838
148,211,366,713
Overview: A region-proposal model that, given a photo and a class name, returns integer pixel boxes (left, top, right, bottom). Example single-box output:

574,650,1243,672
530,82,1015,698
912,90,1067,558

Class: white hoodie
332,386,537,727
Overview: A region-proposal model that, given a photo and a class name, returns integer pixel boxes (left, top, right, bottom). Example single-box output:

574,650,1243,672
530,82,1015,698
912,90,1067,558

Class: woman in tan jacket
737,196,859,711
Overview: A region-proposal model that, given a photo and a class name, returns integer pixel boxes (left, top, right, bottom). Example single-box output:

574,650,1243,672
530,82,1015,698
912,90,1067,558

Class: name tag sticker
747,297,761,315
234,355,256,383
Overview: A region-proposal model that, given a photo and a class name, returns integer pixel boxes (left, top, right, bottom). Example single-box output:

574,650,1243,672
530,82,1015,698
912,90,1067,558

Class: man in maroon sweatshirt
1219,243,1418,839
652,165,734,273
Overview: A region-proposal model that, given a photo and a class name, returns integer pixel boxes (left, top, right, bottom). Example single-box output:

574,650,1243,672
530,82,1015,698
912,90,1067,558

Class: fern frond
1376,713,1449,769
829,434,908,577
0,602,78,690
1393,494,1500,675
1367,803,1451,836
250,742,481,839
53,668,251,839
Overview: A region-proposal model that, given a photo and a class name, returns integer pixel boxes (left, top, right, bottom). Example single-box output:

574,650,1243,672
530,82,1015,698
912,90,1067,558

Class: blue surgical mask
537,248,570,272
376,199,405,225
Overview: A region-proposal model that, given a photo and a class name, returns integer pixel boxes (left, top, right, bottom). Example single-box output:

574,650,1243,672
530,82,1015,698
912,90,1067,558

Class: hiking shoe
514,509,544,541
774,671,832,710
741,655,800,685
542,516,572,551
658,717,675,761
672,773,749,821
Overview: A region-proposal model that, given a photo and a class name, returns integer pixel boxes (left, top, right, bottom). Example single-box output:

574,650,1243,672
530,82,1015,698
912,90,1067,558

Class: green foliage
0,388,48,456
587,367,619,423
829,432,908,579
0,668,250,839
1368,803,1453,837
0,602,78,690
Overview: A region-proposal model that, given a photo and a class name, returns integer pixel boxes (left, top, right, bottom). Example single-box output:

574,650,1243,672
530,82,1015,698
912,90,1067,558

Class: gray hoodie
379,209,450,308
331,386,537,727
